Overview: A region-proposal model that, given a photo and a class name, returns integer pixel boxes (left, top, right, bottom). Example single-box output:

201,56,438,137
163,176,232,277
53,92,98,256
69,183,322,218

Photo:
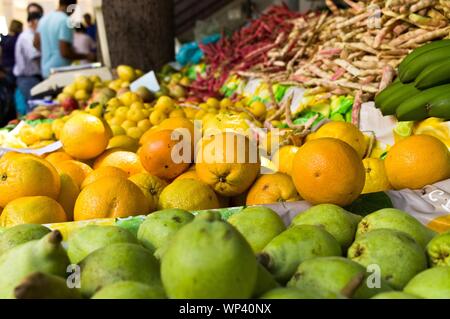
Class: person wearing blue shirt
33,0,95,78
83,13,97,41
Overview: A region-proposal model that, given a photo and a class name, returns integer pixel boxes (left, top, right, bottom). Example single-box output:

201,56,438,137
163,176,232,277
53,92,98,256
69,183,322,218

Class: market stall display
0,0,449,300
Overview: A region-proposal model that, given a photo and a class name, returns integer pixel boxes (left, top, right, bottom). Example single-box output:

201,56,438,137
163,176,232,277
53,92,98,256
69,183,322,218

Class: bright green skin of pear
0,232,70,299
427,231,450,267
252,263,279,298
92,281,166,299
80,243,161,298
67,225,138,264
291,204,361,250
348,229,428,290
404,267,450,299
371,292,419,299
228,207,286,253
260,225,342,284
137,209,194,252
0,224,51,256
357,208,436,249
161,219,258,299
261,287,326,299
287,257,392,299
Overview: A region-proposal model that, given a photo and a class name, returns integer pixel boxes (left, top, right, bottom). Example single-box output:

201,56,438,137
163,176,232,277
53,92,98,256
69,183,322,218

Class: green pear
14,272,82,299
357,209,436,249
228,206,286,253
348,229,428,290
0,224,51,256
92,281,166,299
426,231,450,267
0,231,70,299
67,225,138,264
404,267,450,299
252,263,280,298
291,204,361,250
80,243,161,298
137,209,194,252
258,225,342,283
161,217,258,299
287,257,393,299
371,292,419,299
260,287,326,299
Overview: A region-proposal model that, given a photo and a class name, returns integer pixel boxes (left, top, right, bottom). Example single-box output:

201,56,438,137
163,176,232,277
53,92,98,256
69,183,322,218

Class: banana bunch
376,40,450,122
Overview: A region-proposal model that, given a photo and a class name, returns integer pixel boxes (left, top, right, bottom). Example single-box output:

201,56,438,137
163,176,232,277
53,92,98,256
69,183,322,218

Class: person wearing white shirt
73,26,96,65
14,12,42,103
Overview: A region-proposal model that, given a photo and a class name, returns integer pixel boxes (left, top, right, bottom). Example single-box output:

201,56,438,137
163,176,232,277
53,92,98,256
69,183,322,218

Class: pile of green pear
0,204,449,299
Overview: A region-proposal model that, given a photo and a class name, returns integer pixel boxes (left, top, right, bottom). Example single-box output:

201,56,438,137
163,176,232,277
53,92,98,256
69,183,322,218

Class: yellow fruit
115,106,129,118
63,83,77,96
196,133,261,197
312,122,367,158
107,97,122,108
150,110,167,126
57,93,71,103
45,151,73,166
19,126,39,146
74,176,151,221
246,173,301,205
206,98,220,109
0,196,67,227
117,65,137,82
414,118,450,148
74,90,90,102
137,119,152,132
220,98,233,109
121,120,137,130
127,109,146,122
118,92,142,107
362,158,392,194
35,123,54,140
129,101,144,111
54,160,93,188
94,149,144,177
184,107,198,119
272,145,301,176
154,96,175,113
107,135,139,152
57,173,80,221
75,76,93,92
159,179,220,211
144,117,195,144
0,155,61,207
89,75,102,83
60,113,111,160
175,169,200,181
169,109,186,118
385,135,450,190
248,101,267,118
110,125,126,136
52,119,66,140
126,127,144,140
129,173,167,210
292,138,366,207
82,166,128,189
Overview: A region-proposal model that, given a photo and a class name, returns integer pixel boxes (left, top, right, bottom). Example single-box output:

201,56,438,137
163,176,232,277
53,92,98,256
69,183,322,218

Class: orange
60,113,111,160
246,173,301,206
272,145,301,176
94,149,144,177
0,155,61,207
54,160,94,188
140,117,195,145
362,158,392,194
74,176,151,221
175,169,201,181
129,173,168,210
82,166,128,189
196,132,261,197
57,173,80,221
45,151,73,166
139,130,191,180
0,196,67,227
385,135,450,190
311,122,367,158
292,138,366,206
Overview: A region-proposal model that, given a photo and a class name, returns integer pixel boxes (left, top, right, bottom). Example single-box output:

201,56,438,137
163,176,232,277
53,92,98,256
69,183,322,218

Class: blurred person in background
0,20,24,76
73,25,96,65
34,0,95,78
27,3,44,16
83,13,97,41
14,12,43,114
